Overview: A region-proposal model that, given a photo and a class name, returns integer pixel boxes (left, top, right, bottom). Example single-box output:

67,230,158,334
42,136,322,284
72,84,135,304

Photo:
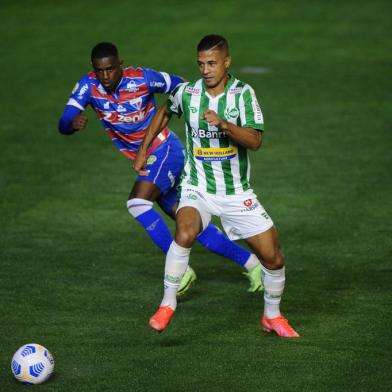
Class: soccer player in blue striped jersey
58,42,264,296
135,35,299,337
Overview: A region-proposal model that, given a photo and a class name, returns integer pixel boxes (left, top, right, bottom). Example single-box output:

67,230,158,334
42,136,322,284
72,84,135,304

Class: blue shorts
136,132,184,213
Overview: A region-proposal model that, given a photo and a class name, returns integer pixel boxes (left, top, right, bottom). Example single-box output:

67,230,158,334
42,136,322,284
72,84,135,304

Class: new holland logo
224,106,239,121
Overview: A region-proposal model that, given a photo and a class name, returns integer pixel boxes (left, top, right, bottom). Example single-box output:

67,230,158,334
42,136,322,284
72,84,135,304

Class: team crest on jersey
185,86,201,95
147,155,157,165
129,97,142,110
224,105,240,121
103,101,110,109
72,82,79,94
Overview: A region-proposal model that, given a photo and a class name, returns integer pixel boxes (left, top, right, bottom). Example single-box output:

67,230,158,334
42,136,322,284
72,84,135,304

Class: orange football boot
149,306,175,332
262,315,299,338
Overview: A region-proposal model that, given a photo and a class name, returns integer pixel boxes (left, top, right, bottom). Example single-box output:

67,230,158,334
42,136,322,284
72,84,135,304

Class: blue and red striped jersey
65,67,183,159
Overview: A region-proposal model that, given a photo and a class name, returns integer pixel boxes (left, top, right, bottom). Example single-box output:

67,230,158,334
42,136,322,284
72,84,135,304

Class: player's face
197,49,231,91
92,56,123,92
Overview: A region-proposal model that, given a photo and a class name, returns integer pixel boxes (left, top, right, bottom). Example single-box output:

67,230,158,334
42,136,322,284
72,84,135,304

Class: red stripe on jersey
123,67,144,79
91,84,115,102
106,128,146,143
118,87,149,101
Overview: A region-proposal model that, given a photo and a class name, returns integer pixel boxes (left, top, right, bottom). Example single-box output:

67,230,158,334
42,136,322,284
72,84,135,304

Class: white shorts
177,186,274,240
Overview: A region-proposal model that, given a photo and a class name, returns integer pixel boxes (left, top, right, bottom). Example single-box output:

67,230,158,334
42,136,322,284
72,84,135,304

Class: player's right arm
133,83,185,174
58,75,91,135
133,104,172,175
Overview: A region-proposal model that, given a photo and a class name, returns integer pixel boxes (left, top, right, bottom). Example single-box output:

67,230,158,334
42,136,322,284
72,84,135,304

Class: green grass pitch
1,0,391,391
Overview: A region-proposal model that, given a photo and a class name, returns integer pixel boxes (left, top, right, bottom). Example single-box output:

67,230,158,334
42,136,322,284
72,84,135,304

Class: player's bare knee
175,225,198,248
263,251,284,270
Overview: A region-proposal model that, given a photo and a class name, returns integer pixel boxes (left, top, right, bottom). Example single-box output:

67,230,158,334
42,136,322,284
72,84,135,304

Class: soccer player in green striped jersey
134,34,299,337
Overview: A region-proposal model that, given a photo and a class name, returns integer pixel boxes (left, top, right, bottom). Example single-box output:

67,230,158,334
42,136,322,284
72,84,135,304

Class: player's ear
225,55,232,70
119,59,124,67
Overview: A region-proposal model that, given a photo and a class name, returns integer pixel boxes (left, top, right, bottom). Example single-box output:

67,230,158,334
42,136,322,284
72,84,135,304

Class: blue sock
135,209,173,253
197,224,251,266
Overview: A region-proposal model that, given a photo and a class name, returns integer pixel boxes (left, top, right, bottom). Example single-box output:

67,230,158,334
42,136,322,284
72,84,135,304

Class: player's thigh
156,186,179,219
175,206,204,248
245,227,284,270
177,187,213,233
129,180,162,201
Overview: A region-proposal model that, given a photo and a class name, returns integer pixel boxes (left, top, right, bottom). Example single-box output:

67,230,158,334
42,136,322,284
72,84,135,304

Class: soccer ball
11,343,54,385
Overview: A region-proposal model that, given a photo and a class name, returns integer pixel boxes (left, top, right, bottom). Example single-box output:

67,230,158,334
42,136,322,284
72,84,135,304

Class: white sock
126,198,153,217
244,254,260,270
262,266,285,319
160,241,191,310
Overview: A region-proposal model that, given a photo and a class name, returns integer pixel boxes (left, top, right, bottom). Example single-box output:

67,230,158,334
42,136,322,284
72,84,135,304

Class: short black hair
91,42,119,60
197,34,229,53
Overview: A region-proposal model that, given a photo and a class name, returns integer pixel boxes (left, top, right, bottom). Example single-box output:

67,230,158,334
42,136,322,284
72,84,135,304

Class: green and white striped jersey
167,75,264,195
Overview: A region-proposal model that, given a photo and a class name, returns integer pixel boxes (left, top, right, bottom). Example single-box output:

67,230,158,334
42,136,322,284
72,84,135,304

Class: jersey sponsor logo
229,87,242,94
244,199,253,207
194,146,238,161
224,106,240,121
191,128,226,139
187,193,198,200
126,80,139,92
102,109,146,124
150,81,165,88
72,82,79,94
77,83,88,99
185,86,201,95
147,155,157,165
241,199,261,212
252,101,263,122
189,106,197,113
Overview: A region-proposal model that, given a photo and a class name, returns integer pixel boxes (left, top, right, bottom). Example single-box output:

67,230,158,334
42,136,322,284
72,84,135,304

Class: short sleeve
166,83,186,117
239,85,264,131
67,75,91,110
143,68,183,94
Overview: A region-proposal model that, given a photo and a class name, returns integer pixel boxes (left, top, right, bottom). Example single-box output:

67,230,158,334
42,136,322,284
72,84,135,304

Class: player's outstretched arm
58,105,88,135
133,104,172,175
203,109,262,150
